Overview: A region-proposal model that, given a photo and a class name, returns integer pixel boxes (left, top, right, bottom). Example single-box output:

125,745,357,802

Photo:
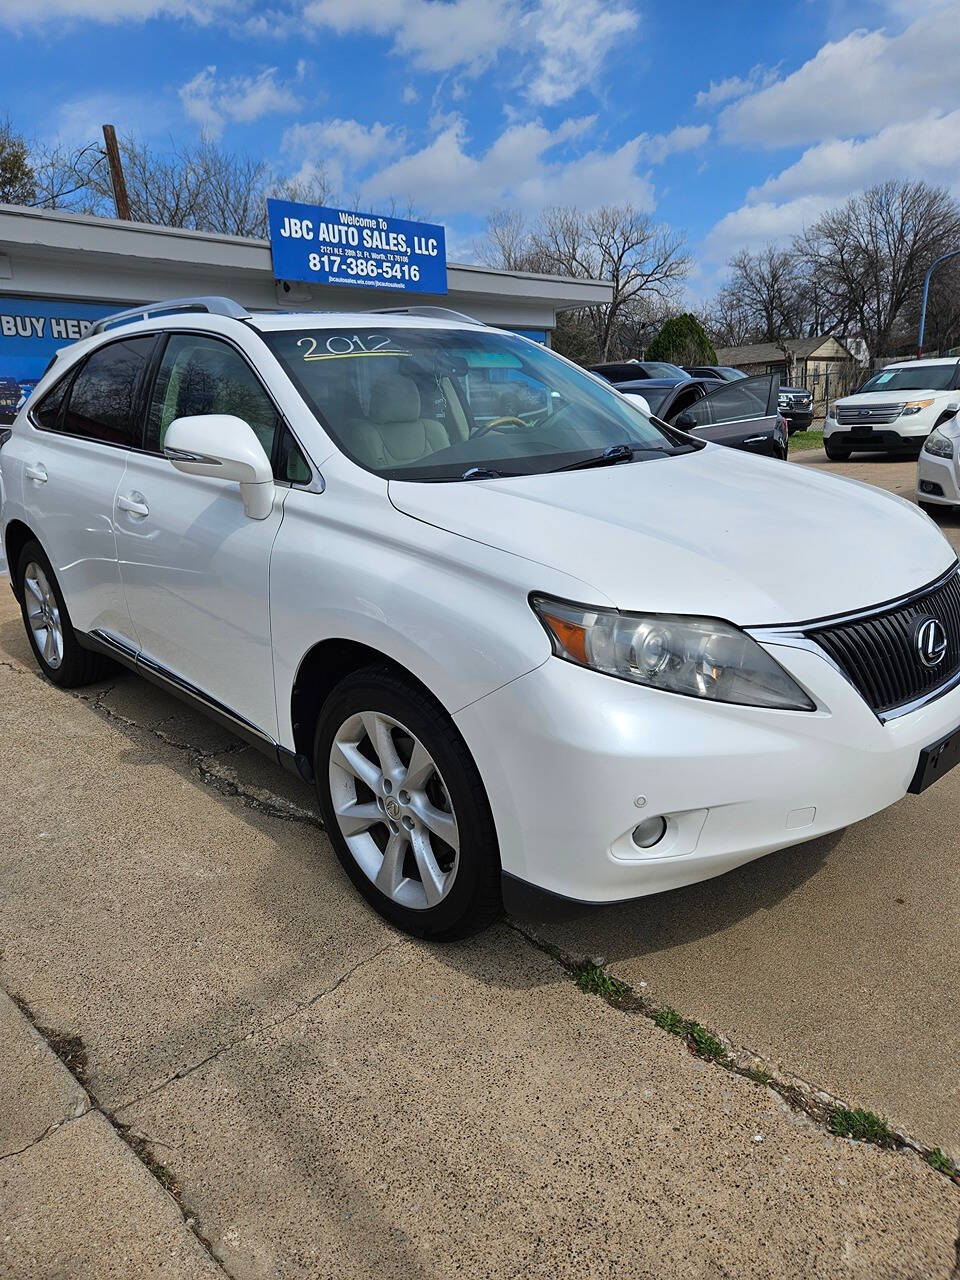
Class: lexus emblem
916,617,948,668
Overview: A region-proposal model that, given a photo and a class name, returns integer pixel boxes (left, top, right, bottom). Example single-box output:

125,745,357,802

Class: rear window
58,336,155,447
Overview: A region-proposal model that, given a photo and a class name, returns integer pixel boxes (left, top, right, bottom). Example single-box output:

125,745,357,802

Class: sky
2,0,958,300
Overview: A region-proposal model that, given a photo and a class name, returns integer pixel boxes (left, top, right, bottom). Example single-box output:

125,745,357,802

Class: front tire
314,665,502,940
15,541,114,687
824,440,851,461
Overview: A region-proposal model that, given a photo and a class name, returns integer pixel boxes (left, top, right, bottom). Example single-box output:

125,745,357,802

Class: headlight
902,399,934,416
531,597,815,711
923,428,954,458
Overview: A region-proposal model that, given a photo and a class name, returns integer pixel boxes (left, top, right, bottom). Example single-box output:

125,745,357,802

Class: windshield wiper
552,443,660,473
460,466,506,480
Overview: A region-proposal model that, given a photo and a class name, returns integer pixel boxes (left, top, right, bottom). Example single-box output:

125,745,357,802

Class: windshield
264,327,698,480
641,362,687,378
859,364,957,393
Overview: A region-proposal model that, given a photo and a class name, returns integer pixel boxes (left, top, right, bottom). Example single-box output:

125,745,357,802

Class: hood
836,387,957,407
389,446,955,626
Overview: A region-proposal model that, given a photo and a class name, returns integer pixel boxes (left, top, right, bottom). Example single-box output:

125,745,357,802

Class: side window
58,337,155,446
686,376,772,426
32,373,72,430
145,334,282,464
276,428,312,486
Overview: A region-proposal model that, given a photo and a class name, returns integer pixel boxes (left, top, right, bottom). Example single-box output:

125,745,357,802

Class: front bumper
917,450,960,506
824,416,931,451
780,407,814,430
455,647,960,902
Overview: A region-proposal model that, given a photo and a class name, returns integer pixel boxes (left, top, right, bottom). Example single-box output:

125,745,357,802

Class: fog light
632,816,667,849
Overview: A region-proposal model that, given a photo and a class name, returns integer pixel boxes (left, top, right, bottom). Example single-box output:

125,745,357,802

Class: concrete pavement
1,452,959,1276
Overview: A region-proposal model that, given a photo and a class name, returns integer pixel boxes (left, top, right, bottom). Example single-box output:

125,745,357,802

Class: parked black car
0,377,21,425
776,385,814,434
589,360,688,383
618,374,787,459
682,365,747,382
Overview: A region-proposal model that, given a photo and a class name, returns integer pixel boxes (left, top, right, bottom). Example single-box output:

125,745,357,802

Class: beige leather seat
351,374,451,470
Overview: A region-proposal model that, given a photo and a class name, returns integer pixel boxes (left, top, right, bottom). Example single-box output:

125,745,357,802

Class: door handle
25,464,47,483
117,493,149,518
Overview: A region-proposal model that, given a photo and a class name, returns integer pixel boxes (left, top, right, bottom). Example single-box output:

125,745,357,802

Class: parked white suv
4,298,960,938
824,357,960,460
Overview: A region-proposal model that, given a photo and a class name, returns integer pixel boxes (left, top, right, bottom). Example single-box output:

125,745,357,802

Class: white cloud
359,117,656,215
748,110,960,202
282,117,405,191
524,0,638,107
179,64,303,138
0,0,233,25
402,85,419,104
702,195,834,260
695,65,778,108
303,0,513,73
303,0,639,104
49,91,167,147
719,8,960,148
642,124,710,164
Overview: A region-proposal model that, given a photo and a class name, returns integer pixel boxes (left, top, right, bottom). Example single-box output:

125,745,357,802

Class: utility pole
101,124,131,221
917,248,960,358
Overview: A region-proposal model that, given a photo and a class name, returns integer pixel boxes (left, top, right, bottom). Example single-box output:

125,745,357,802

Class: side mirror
164,414,275,520
675,411,698,429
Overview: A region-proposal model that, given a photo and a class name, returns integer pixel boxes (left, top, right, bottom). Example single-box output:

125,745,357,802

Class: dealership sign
0,296,115,387
267,199,447,296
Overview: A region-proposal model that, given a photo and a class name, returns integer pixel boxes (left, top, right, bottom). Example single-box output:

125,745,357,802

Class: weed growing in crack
828,1107,895,1147
653,1006,727,1061
572,962,629,1001
925,1148,954,1175
653,1006,686,1035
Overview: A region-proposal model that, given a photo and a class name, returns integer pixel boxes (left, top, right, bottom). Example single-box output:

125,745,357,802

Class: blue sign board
267,199,447,296
0,295,116,421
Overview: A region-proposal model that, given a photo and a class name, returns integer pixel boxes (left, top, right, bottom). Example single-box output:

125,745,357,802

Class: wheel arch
290,637,444,766
4,519,39,601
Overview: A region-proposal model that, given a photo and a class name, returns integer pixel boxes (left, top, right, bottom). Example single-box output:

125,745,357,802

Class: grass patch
925,1148,955,1175
653,1006,727,1061
828,1107,895,1146
788,429,825,453
572,961,629,1001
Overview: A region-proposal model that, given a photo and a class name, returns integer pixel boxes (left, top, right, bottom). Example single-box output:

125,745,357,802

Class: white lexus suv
824,357,960,460
4,298,960,939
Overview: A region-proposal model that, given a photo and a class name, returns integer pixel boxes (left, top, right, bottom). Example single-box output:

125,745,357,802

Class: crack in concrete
113,937,405,1119
73,681,324,829
4,990,240,1280
507,918,960,1188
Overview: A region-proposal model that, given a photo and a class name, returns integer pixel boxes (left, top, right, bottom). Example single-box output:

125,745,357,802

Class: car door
114,330,309,743
19,334,157,638
671,374,782,456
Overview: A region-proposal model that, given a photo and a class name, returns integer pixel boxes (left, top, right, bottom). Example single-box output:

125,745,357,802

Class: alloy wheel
23,562,64,670
328,710,460,910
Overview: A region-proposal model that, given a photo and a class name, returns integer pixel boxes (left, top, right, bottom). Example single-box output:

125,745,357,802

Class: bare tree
710,246,805,345
29,140,110,213
478,205,689,362
25,132,333,239
798,180,960,358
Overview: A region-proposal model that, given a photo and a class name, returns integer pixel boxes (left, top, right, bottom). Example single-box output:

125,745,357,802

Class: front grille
807,569,960,713
836,403,904,425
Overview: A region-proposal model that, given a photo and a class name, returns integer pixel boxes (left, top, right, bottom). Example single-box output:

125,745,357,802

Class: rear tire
824,441,851,461
15,540,113,688
314,665,502,940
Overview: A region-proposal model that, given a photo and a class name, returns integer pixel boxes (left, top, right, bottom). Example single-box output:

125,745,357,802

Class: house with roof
715,335,858,418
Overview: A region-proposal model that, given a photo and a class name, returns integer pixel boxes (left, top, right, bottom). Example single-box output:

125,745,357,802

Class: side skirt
79,628,314,782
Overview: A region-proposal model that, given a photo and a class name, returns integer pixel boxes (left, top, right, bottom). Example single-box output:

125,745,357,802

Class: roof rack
89,296,252,335
370,305,485,326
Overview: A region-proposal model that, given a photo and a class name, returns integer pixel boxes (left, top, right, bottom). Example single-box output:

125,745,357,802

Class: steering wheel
471,415,529,440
